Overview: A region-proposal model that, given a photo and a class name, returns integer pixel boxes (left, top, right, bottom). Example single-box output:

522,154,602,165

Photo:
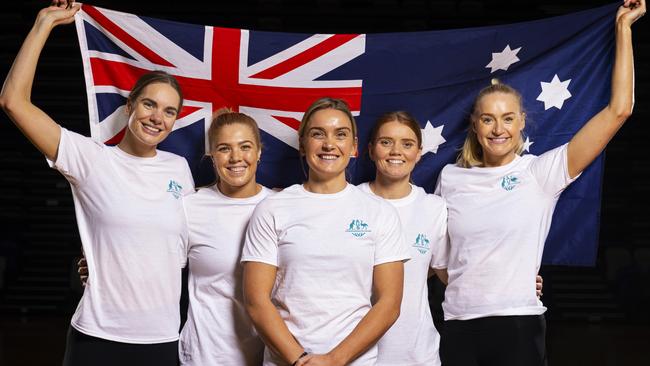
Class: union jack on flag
75,3,620,265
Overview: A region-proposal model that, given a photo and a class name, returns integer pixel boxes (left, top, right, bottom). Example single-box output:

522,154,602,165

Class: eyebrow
377,136,416,141
480,112,516,117
216,140,255,146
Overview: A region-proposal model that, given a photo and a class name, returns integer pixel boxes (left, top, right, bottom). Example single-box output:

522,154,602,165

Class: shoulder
413,185,446,209
61,128,105,151
156,150,191,167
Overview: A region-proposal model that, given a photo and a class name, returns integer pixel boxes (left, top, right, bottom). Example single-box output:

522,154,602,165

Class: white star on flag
485,45,522,73
522,136,534,153
421,121,446,155
537,74,572,110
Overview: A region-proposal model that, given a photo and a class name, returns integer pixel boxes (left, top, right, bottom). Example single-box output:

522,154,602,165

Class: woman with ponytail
435,1,645,365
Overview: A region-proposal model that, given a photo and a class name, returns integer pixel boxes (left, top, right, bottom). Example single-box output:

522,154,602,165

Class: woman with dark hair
359,111,448,366
436,1,645,365
242,98,409,366
0,2,194,365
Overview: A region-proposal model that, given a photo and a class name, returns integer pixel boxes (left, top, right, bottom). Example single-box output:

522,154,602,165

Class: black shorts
62,326,178,366
440,315,547,366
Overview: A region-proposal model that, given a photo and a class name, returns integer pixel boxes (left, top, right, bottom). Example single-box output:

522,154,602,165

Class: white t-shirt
50,128,194,343
435,144,578,320
358,183,448,366
241,183,410,366
179,185,272,365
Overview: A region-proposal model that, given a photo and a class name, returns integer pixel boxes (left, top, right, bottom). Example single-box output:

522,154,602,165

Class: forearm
326,296,401,365
608,22,634,119
246,299,305,364
1,13,62,160
566,10,637,178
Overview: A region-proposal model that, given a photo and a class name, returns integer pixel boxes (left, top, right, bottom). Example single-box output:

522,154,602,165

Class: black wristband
291,351,308,366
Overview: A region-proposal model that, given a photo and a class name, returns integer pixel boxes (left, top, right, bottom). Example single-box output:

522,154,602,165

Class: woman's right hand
35,0,80,31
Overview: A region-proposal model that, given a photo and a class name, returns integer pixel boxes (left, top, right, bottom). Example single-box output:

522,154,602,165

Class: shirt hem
375,255,411,266
444,306,547,321
70,321,179,344
240,256,278,267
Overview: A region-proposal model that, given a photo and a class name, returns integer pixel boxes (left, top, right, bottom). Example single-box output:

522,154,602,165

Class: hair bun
490,78,500,86
212,107,234,120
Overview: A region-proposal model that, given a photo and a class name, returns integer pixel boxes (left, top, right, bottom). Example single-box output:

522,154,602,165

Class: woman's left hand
616,0,645,27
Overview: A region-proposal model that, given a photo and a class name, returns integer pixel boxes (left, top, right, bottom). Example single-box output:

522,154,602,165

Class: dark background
1,1,648,365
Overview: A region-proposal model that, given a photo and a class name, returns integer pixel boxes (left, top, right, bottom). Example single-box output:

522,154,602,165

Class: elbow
611,103,633,123
0,92,20,117
243,293,269,324
0,93,10,113
380,297,402,327
617,108,633,123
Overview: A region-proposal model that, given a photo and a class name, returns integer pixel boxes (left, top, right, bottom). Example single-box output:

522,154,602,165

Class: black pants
62,326,179,366
440,315,547,366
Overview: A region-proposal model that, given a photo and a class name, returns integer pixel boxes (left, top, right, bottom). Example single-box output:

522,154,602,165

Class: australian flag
74,3,620,266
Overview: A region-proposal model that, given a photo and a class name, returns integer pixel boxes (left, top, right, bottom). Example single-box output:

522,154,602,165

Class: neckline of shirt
208,184,268,203
298,182,353,199
470,153,523,173
360,182,419,207
110,145,162,162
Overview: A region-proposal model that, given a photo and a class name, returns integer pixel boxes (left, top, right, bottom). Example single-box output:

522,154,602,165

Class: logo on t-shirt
167,180,183,199
500,174,521,191
346,219,371,237
413,233,430,254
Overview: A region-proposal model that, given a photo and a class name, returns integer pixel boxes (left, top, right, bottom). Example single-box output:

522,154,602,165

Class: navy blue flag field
74,3,619,266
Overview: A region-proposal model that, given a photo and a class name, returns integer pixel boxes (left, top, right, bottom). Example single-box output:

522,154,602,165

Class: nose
389,142,401,155
150,108,164,124
322,135,336,150
492,120,505,135
230,147,242,162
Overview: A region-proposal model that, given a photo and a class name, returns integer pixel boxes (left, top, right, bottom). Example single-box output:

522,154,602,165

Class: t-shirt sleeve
241,201,279,267
47,128,103,186
429,199,449,270
528,143,580,198
374,203,410,266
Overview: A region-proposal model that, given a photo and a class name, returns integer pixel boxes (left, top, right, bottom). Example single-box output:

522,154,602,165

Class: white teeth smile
143,125,161,133
387,159,404,164
228,166,246,172
319,155,338,160
490,137,508,143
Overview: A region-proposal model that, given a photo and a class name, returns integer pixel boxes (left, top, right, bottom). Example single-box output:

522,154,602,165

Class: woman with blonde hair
436,1,645,365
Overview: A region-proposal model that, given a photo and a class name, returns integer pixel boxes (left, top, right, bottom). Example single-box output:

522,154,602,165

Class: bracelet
291,351,308,366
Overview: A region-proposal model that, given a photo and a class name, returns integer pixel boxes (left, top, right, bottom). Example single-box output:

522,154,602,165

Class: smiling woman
241,98,410,366
436,1,645,365
0,1,194,365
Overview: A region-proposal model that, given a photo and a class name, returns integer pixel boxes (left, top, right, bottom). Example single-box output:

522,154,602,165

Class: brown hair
369,111,422,148
207,107,262,151
457,79,525,168
298,97,358,144
127,70,183,112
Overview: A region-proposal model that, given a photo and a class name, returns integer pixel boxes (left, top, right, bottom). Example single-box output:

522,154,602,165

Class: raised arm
242,262,307,365
300,261,404,366
0,1,79,161
567,0,645,178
